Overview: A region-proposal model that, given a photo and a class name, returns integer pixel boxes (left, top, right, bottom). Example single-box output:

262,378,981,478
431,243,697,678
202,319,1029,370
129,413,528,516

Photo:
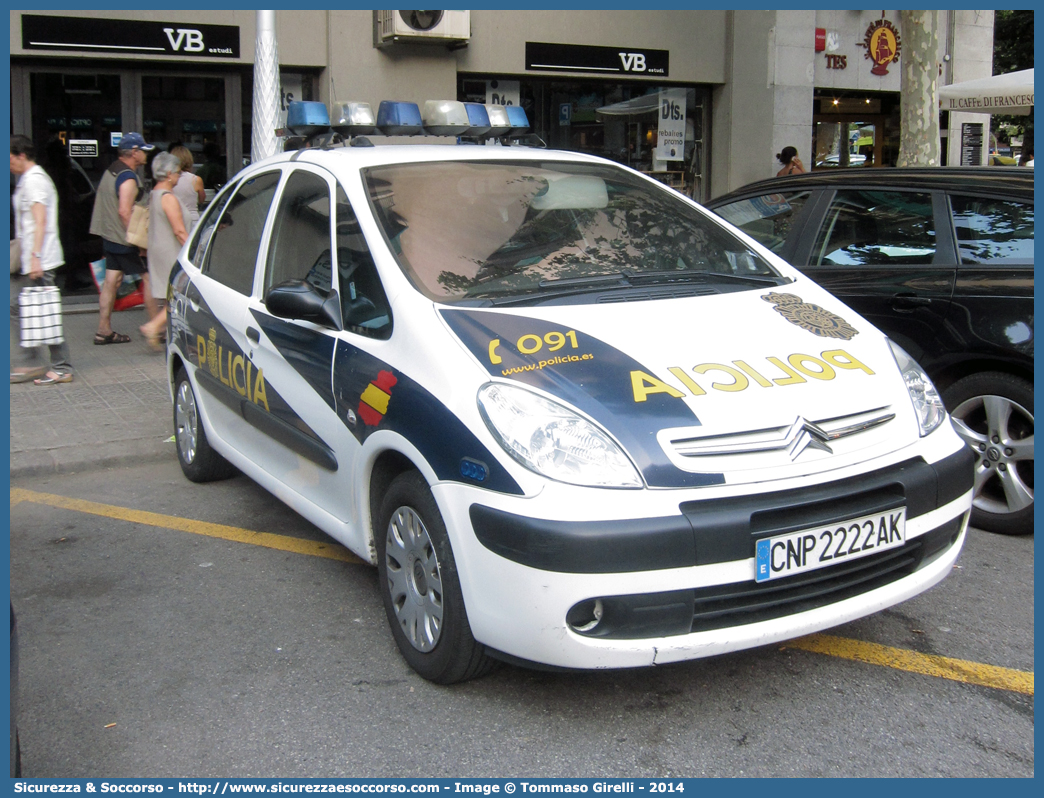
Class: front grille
688,514,965,633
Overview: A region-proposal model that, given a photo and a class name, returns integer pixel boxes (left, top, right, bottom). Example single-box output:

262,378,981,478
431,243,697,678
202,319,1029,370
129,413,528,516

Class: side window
336,185,392,338
713,191,812,254
204,171,281,295
950,195,1033,264
813,190,936,266
188,181,236,268
265,170,333,296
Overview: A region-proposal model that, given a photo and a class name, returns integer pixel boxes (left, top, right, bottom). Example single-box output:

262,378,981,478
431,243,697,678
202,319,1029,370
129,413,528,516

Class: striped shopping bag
19,285,65,347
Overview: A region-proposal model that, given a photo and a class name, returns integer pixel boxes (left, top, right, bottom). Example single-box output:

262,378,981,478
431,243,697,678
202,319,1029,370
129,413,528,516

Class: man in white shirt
10,134,73,384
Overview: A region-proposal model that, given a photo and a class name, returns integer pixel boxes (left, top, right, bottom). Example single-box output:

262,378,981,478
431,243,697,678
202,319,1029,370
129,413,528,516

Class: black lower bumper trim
568,513,966,640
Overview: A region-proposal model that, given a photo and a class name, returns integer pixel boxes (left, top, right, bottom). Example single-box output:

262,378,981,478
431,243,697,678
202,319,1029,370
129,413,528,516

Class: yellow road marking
10,487,363,564
788,633,1034,696
11,489,1034,695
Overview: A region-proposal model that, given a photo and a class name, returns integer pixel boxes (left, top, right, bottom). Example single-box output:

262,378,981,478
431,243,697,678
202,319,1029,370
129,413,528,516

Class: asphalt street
9,460,1034,778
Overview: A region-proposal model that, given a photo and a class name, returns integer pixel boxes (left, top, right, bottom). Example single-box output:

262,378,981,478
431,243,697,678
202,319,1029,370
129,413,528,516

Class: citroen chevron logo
785,416,833,460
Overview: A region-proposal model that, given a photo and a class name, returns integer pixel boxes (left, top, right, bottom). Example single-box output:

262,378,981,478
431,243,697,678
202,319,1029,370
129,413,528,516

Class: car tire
943,372,1033,535
173,369,238,483
376,471,495,684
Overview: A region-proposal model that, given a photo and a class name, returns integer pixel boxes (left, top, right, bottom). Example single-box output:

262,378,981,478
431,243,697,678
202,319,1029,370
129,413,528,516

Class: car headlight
888,340,946,437
477,382,643,488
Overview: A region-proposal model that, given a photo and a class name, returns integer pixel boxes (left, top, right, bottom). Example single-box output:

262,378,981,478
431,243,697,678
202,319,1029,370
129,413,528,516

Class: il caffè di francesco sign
21,15,240,58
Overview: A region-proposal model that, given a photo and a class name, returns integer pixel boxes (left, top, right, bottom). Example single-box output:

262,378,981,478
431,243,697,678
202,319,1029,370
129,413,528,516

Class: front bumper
437,445,974,670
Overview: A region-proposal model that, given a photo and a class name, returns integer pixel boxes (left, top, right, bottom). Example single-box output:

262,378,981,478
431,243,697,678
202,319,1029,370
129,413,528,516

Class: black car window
813,190,935,266
950,195,1034,264
712,191,812,254
203,171,281,296
265,170,333,296
336,185,392,338
188,181,236,269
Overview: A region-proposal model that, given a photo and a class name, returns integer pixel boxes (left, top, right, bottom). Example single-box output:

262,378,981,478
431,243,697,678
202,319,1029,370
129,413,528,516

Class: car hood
440,283,913,488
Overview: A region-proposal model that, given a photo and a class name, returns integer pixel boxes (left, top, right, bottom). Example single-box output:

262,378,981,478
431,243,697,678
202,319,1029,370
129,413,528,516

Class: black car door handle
246,326,261,344
892,293,932,310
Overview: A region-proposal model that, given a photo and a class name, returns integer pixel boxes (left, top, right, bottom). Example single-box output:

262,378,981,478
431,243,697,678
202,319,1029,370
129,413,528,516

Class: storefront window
29,72,122,186
460,77,710,201
142,74,225,181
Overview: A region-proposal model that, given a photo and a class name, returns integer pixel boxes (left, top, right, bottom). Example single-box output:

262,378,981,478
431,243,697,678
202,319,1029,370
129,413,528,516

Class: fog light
567,598,604,633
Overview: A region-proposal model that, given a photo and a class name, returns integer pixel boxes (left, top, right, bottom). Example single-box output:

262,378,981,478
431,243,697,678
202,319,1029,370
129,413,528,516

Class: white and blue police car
166,100,974,682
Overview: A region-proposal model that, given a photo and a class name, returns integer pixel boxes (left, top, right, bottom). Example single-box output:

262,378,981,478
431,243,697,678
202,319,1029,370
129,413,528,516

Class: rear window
950,195,1033,263
363,160,779,303
812,190,936,266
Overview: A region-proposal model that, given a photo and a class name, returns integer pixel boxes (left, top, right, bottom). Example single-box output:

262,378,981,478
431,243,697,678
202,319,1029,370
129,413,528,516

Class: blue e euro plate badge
755,538,771,583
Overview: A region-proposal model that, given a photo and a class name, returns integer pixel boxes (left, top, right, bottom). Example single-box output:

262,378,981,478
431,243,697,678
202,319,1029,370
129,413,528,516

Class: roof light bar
279,100,534,149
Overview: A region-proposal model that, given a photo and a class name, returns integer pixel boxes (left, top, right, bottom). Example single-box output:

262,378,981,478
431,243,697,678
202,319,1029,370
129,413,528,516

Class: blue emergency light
505,105,530,134
285,101,331,137
376,101,424,135
463,103,492,137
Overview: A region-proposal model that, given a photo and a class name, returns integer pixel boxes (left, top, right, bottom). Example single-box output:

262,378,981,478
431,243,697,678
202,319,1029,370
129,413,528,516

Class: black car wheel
943,372,1033,535
376,471,494,684
173,369,238,483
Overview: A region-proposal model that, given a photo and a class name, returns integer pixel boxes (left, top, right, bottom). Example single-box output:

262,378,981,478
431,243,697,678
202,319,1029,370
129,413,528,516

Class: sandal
34,371,73,385
94,331,132,345
10,366,47,384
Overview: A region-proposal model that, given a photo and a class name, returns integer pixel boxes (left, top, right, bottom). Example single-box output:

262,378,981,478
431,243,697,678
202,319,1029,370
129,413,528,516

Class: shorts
104,248,148,277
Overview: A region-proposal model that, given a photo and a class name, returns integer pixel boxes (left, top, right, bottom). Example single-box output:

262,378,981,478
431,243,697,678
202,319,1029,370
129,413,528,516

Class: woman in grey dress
140,152,188,349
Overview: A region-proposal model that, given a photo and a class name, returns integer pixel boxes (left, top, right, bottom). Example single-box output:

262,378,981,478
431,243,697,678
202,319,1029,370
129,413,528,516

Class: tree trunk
897,10,940,167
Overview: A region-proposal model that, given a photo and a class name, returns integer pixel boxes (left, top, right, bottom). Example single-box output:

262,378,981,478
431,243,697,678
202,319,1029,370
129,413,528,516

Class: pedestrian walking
140,153,188,350
169,145,205,232
88,132,157,345
776,146,805,176
10,134,73,385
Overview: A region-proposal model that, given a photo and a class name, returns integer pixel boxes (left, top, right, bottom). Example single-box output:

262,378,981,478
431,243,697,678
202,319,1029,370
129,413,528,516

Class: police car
166,100,974,683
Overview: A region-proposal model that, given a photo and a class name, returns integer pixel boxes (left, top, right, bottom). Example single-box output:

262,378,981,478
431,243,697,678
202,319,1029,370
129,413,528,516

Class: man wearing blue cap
88,132,157,344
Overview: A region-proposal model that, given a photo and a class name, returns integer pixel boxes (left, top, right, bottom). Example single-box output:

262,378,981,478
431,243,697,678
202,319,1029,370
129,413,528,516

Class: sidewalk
10,297,175,478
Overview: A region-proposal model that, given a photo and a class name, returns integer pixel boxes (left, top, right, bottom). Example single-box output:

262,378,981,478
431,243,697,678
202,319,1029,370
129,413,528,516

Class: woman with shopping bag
10,135,73,385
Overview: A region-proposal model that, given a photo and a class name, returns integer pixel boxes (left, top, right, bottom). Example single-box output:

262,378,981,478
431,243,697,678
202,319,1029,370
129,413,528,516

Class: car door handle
246,326,261,344
891,293,932,310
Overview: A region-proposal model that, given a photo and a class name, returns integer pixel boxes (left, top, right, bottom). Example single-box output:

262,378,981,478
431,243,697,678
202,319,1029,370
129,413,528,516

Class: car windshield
363,160,784,304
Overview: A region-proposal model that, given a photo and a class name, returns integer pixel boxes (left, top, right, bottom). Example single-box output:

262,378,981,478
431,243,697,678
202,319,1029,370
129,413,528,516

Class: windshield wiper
538,273,629,288
622,268,787,286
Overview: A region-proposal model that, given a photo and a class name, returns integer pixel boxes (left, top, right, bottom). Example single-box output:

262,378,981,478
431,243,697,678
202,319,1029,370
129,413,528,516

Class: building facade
9,9,995,202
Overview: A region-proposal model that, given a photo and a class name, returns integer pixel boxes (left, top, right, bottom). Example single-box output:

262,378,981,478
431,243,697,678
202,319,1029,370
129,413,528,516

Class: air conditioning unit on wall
375,10,471,47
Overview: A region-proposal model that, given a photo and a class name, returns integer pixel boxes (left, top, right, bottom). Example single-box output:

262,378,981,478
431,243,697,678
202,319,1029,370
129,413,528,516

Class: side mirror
265,279,342,331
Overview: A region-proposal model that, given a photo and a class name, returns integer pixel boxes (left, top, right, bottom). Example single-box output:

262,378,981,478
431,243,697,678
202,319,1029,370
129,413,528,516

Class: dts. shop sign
21,15,240,58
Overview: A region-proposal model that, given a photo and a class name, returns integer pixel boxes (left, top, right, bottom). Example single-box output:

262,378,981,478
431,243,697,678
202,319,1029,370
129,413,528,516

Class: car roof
708,166,1035,205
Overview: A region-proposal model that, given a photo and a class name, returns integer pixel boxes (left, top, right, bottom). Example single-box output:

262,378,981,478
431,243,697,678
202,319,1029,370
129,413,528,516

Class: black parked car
709,168,1033,535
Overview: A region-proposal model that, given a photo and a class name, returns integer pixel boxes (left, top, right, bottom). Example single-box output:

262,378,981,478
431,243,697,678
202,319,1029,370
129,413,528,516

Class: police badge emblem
762,292,859,340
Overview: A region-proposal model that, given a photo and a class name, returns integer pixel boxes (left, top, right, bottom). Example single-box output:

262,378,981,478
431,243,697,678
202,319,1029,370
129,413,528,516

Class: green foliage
991,10,1034,158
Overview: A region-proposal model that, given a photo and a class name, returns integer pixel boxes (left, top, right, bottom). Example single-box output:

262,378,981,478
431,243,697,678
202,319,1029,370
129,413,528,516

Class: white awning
595,94,660,117
939,68,1034,115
